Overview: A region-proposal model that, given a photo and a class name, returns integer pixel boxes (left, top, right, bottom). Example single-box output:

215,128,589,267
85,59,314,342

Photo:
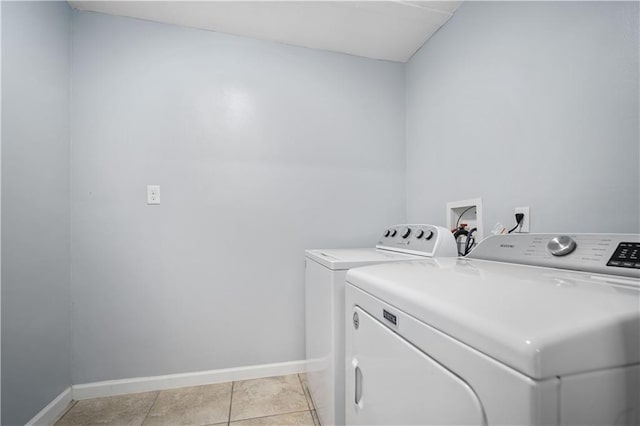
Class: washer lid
346,258,640,380
305,248,422,271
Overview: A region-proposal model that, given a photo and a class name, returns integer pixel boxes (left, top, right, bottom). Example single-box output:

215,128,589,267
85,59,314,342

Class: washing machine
305,224,457,426
345,233,640,425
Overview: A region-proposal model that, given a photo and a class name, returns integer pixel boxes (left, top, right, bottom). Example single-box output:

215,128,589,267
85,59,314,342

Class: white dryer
345,233,639,425
305,224,457,426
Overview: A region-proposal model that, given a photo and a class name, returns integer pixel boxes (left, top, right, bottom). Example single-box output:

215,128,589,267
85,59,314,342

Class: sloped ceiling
68,1,462,62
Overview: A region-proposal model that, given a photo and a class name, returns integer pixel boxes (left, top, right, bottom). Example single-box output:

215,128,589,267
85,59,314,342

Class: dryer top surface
346,257,640,379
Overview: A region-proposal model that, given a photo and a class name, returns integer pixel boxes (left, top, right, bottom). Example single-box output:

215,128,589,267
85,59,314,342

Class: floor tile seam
232,373,302,389
297,374,313,412
227,380,236,424
140,390,162,425
54,400,79,425
307,391,316,411
230,408,312,423
311,409,321,426
231,381,306,398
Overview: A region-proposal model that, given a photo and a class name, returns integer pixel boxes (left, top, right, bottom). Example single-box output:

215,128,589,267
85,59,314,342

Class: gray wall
406,1,640,233
2,1,636,408
71,11,406,384
1,1,72,424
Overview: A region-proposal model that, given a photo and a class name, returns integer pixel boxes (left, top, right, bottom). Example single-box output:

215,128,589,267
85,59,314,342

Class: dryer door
347,306,486,426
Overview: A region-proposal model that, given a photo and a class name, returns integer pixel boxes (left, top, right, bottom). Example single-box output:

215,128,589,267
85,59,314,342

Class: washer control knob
384,230,391,237
401,227,412,239
390,229,398,237
424,230,434,240
416,229,425,239
547,236,577,256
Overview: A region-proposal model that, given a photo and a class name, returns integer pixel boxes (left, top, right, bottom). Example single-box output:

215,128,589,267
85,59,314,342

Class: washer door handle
355,364,363,405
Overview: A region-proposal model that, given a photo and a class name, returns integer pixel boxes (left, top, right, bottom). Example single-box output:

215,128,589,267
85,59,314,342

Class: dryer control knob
401,227,411,239
547,236,577,256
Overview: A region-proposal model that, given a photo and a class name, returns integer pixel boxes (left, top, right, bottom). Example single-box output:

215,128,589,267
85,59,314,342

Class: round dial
401,227,412,239
384,230,390,237
424,230,434,240
416,229,425,239
390,229,398,237
547,235,577,256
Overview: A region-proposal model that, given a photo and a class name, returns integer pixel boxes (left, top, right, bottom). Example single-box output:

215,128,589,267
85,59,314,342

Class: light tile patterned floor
55,374,320,426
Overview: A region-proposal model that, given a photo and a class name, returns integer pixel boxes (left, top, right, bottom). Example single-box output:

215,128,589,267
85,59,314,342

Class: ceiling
68,1,462,62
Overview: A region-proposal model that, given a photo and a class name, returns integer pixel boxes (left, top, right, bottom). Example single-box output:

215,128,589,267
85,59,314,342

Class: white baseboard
26,387,73,426
72,359,307,400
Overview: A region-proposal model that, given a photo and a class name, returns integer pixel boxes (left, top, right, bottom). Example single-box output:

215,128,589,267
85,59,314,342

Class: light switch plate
147,185,160,205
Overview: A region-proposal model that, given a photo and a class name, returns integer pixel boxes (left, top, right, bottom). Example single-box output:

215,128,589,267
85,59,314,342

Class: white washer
345,233,640,425
305,224,457,426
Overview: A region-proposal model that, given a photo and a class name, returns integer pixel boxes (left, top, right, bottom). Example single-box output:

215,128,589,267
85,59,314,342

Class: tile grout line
230,409,313,424
298,375,321,426
297,374,313,412
140,391,161,425
227,380,235,425
311,408,321,426
54,400,79,425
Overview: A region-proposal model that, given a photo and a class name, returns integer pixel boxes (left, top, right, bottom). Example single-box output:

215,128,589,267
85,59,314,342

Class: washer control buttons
390,229,398,237
384,230,391,237
416,229,425,239
547,236,577,256
401,227,411,239
424,230,434,240
607,242,640,269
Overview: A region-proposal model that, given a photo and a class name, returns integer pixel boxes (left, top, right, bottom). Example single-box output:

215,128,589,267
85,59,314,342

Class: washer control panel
547,235,577,257
468,233,640,278
376,224,457,257
607,242,640,270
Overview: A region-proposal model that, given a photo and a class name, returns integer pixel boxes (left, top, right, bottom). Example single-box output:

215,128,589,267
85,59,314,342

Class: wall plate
147,185,160,205
446,198,483,241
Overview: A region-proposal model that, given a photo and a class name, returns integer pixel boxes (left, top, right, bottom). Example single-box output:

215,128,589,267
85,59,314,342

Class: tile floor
55,374,320,426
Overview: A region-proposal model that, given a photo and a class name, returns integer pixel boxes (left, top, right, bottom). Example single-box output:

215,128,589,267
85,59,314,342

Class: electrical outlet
147,185,160,205
514,206,530,233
